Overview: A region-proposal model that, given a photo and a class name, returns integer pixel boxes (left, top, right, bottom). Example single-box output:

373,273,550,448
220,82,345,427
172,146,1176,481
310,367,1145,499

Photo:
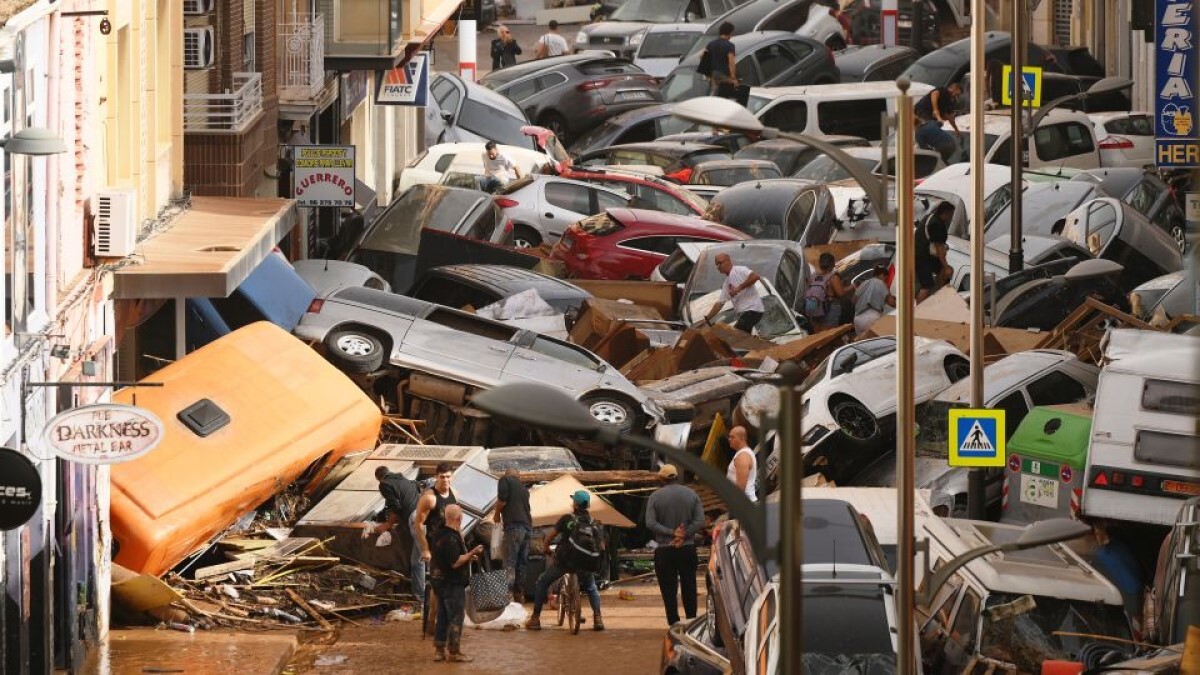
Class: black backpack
562,514,604,573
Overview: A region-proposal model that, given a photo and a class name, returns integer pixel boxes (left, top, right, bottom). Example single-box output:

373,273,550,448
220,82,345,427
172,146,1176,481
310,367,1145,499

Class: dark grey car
568,103,697,155
478,54,662,145
901,31,1062,89
661,32,839,103
1072,167,1187,252
574,0,744,59
834,44,918,82
425,73,534,149
734,136,871,175
712,178,838,246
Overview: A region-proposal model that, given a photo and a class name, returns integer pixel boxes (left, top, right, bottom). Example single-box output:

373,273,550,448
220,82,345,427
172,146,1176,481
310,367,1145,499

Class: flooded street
286,578,688,674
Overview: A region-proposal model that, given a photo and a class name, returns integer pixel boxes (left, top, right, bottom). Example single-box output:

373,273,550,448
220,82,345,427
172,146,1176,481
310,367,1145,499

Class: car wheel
944,356,970,383
830,397,879,442
324,328,386,374
512,224,542,249
581,394,638,434
540,113,570,146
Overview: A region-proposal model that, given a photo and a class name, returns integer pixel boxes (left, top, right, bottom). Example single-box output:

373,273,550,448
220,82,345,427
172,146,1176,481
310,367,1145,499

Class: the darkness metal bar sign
1155,0,1198,168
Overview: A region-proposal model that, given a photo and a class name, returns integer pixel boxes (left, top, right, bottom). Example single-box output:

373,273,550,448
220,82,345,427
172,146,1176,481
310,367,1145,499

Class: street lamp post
966,0,989,521
1010,0,1027,275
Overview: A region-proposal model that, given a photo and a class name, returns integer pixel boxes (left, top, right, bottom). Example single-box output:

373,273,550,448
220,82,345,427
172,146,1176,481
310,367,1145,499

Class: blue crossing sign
948,408,1007,467
1000,65,1044,108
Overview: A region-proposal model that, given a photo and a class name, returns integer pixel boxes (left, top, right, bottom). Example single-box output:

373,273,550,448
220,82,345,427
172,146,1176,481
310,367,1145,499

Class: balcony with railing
183,73,264,134
280,14,327,102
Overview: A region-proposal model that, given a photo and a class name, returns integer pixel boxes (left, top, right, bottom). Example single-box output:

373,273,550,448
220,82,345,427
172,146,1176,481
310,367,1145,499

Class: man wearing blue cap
525,490,606,631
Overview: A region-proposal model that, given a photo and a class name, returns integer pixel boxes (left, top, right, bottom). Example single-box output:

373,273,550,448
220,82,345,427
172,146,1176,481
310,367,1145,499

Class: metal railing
183,73,264,133
279,14,326,101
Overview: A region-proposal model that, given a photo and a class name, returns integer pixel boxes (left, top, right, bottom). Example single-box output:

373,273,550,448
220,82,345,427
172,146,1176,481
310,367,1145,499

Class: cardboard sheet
528,475,636,529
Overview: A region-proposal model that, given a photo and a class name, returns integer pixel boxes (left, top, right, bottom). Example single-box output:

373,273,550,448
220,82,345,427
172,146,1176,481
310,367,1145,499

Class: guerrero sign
1156,0,1198,168
42,404,164,464
375,53,430,106
0,447,41,530
293,145,356,208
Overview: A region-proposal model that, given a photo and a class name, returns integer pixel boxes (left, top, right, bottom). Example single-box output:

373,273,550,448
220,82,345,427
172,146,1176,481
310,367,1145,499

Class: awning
113,197,299,300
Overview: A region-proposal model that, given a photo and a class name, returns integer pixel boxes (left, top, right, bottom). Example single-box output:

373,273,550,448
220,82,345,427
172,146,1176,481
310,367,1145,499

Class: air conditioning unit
183,0,214,15
93,188,138,258
183,27,214,69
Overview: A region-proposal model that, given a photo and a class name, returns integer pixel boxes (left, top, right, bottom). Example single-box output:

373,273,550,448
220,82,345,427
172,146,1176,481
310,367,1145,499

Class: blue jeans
431,579,467,653
533,560,601,616
916,120,957,162
408,512,426,599
503,524,532,592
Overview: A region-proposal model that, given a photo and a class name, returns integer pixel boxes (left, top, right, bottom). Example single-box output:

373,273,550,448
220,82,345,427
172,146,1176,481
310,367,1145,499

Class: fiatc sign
1155,0,1198,168
376,53,430,106
293,146,357,208
0,447,41,530
42,404,164,465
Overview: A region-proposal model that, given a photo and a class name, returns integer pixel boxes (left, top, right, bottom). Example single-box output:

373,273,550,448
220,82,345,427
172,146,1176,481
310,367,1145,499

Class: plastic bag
376,530,393,548
475,289,558,321
490,525,503,561
464,601,526,630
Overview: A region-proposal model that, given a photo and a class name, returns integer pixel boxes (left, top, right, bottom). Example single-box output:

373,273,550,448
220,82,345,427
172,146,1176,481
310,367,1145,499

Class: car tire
512,224,542,249
830,397,879,443
540,113,570,146
944,355,970,383
324,328,386,374
581,393,638,434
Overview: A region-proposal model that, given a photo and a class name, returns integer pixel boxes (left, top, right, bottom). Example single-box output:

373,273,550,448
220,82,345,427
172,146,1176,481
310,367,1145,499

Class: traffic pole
882,0,898,47
1009,0,1025,274
967,0,988,521
459,20,477,82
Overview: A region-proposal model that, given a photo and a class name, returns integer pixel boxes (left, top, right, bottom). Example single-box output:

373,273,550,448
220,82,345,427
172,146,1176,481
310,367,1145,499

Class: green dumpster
1001,404,1093,525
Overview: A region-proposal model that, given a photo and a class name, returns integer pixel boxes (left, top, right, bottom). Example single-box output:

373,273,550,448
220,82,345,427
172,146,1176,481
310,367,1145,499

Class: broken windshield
979,594,1131,673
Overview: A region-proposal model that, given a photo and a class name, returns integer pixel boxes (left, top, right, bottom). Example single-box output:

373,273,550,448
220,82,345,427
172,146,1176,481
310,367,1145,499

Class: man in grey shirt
645,464,705,625
853,263,895,336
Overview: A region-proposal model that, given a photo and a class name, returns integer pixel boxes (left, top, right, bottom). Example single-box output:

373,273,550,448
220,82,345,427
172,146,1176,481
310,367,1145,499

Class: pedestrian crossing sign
948,408,1006,467
1000,65,1044,108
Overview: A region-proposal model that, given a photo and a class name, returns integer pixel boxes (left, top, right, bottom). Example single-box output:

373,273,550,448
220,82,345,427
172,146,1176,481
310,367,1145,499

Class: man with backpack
806,252,852,329
364,465,424,599
525,490,606,631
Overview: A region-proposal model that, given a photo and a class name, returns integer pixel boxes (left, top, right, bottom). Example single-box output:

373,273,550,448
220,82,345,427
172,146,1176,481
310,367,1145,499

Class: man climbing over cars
704,253,764,334
525,490,606,631
914,82,962,162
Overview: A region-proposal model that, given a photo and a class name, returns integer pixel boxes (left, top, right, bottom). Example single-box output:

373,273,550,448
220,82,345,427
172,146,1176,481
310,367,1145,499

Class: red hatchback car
550,208,749,280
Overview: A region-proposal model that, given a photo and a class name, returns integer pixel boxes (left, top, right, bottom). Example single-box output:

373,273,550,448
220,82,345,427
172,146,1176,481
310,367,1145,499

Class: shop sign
1155,0,1198,168
0,447,41,530
375,53,430,106
42,404,164,465
293,145,356,208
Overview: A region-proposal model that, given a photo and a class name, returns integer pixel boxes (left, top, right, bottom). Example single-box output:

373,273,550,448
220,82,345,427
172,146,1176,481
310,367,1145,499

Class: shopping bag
466,562,509,623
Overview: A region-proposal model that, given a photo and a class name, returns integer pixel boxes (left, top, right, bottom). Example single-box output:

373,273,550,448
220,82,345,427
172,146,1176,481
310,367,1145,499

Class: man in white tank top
725,426,757,502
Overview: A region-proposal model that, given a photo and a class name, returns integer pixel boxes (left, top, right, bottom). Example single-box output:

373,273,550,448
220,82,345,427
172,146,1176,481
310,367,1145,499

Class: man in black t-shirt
524,491,605,631
914,83,962,162
493,468,533,602
915,202,954,302
700,22,738,99
363,466,424,598
431,504,485,663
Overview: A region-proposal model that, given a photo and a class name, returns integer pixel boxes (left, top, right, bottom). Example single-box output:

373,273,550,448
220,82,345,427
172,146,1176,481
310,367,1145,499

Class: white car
396,142,547,193
944,108,1103,170
800,336,969,453
494,174,634,248
633,23,706,78
1090,111,1155,168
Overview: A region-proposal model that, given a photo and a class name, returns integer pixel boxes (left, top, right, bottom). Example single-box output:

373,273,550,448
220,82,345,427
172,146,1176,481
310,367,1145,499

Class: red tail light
494,197,520,208
1098,136,1134,150
306,298,325,314
665,167,693,183
578,77,617,92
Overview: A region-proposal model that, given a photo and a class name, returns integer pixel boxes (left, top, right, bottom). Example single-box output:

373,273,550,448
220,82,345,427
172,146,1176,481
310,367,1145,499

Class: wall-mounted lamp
1,127,67,156
61,10,111,35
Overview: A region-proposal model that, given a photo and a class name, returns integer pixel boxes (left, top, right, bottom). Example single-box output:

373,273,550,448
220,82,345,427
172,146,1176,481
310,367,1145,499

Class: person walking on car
493,468,532,602
363,466,424,599
525,490,606,631
430,504,484,663
491,24,522,70
914,82,962,162
645,465,705,626
726,426,757,502
699,22,738,99
704,253,764,334
535,20,569,59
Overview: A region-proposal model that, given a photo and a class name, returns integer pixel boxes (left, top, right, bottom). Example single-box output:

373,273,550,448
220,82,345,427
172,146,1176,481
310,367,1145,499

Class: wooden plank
194,557,258,581
516,469,663,485
286,589,334,631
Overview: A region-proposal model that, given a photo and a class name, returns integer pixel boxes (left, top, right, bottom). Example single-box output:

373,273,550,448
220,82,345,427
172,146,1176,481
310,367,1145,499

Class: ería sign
1155,0,1198,168
42,404,164,464
0,447,41,530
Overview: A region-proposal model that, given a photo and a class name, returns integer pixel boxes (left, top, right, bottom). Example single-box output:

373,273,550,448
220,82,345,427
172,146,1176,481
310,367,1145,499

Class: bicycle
555,571,583,635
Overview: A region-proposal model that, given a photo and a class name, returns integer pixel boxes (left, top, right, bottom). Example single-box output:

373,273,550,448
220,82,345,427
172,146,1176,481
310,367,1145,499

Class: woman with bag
431,504,484,663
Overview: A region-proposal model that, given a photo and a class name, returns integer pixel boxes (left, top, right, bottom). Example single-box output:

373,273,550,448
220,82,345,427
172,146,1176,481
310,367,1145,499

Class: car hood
580,22,653,38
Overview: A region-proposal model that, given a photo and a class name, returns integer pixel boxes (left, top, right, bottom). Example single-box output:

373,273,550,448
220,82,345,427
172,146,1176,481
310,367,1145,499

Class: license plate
898,19,912,28
616,91,652,102
1020,473,1059,508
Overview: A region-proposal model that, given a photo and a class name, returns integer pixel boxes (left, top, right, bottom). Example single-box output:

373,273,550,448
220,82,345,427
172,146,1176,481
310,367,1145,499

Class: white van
945,108,1103,170
745,81,935,143
915,515,1131,674
1082,329,1200,527
395,142,548,193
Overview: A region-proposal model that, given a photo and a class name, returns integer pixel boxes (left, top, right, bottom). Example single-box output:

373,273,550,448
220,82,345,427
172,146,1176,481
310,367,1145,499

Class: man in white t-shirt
480,141,522,193
703,253,764,333
535,20,570,59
